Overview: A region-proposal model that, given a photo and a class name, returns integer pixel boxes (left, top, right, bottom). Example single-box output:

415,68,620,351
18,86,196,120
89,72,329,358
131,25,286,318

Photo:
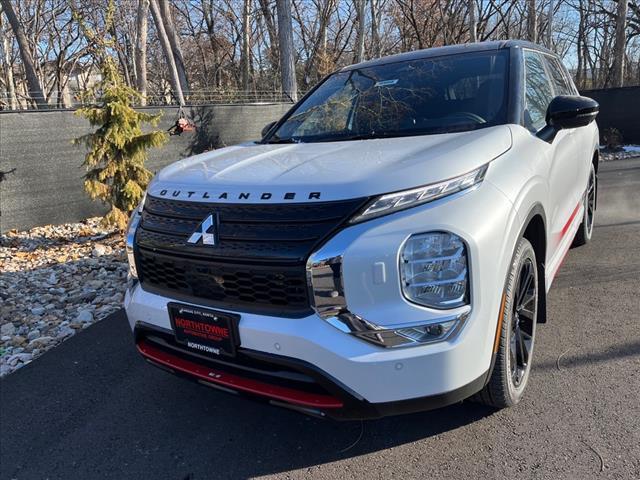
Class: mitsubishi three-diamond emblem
187,214,218,245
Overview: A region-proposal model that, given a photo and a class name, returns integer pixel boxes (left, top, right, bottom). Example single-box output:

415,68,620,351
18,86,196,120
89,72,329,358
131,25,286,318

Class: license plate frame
168,302,240,357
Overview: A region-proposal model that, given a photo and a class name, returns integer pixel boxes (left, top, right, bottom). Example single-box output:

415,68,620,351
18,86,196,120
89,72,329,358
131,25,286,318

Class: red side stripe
551,200,582,281
137,340,344,409
560,201,582,238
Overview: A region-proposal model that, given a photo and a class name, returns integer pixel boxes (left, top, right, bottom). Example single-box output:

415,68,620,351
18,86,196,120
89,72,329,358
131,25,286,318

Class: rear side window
524,50,554,132
546,57,573,96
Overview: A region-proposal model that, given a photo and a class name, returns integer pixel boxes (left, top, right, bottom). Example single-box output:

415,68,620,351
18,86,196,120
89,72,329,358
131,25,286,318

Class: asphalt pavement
1,158,639,480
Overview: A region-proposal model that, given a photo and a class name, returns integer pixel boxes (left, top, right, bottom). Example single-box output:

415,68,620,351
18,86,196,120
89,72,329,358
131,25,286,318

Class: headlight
400,232,469,309
351,164,487,223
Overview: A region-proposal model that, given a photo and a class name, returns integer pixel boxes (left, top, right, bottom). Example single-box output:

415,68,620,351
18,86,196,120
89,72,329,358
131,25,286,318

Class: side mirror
261,121,277,138
547,95,599,129
538,95,599,142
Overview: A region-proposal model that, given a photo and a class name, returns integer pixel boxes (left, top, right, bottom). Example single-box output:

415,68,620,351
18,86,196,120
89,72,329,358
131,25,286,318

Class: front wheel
573,163,596,247
474,237,538,408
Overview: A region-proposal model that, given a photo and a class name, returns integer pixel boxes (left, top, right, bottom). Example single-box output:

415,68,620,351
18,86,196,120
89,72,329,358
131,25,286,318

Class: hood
149,125,512,203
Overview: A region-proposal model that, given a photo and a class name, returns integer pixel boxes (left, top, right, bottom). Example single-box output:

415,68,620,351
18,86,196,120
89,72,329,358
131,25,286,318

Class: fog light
395,319,457,343
400,232,469,308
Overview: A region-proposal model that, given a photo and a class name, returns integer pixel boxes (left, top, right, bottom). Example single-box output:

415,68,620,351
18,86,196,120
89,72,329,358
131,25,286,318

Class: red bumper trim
136,340,344,409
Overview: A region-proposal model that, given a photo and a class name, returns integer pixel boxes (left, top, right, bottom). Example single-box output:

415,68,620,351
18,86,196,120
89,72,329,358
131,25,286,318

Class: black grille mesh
135,195,368,316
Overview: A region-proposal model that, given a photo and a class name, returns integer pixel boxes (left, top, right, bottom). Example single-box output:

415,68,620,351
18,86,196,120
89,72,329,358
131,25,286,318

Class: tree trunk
546,0,553,48
149,0,185,105
135,0,149,105
354,0,366,63
576,1,584,89
257,0,278,68
241,0,251,91
0,0,46,108
158,0,189,95
276,0,297,101
370,0,381,57
468,0,477,42
0,14,16,109
527,0,537,43
612,0,628,87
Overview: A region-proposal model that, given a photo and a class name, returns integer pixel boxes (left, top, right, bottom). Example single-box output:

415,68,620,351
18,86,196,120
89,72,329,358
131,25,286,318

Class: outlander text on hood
125,41,599,419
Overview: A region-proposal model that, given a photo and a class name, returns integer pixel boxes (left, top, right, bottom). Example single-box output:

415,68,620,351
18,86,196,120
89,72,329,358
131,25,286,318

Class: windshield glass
267,50,509,143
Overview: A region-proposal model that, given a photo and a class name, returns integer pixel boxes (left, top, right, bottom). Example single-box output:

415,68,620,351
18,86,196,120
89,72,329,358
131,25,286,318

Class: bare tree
149,0,185,105
159,0,189,94
468,0,477,42
277,0,297,101
257,0,279,67
612,0,629,87
0,0,46,108
527,0,537,42
354,0,366,62
0,12,17,109
546,0,553,47
241,0,251,90
1,0,639,110
135,0,149,104
370,0,382,56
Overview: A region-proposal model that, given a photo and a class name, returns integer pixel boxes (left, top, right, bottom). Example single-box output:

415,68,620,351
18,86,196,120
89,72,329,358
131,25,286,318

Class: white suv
124,40,599,419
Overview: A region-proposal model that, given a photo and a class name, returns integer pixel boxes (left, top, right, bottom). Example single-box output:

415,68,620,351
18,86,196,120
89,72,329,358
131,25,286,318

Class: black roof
340,40,554,71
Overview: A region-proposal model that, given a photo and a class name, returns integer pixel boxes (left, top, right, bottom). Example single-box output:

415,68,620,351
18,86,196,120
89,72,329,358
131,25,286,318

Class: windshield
266,50,509,143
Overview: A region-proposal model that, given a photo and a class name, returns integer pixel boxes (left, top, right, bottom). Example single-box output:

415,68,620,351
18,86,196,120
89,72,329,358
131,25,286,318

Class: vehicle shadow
1,309,498,480
118,315,497,479
148,368,497,479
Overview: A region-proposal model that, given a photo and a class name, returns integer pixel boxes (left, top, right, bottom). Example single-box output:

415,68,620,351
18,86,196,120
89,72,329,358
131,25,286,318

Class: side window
546,57,573,96
524,50,554,132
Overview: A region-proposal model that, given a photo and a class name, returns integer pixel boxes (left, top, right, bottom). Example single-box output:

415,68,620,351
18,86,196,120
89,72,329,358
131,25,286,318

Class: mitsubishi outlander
124,40,599,419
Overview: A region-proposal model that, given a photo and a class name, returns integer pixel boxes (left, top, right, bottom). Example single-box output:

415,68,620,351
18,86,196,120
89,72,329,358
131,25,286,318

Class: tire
474,237,538,408
572,163,596,247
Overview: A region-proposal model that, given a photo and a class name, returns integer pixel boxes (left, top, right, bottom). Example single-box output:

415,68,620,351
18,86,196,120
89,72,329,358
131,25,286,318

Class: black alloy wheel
474,237,538,408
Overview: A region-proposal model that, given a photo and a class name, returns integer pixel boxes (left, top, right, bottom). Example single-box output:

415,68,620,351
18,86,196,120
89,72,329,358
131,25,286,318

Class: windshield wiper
265,137,301,144
311,132,382,142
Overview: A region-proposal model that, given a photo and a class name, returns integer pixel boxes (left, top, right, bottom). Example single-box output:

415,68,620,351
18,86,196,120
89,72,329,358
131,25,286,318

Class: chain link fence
0,90,299,111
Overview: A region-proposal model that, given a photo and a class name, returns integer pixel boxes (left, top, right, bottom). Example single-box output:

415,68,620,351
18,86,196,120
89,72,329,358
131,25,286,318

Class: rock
92,244,109,257
0,323,15,336
47,272,59,284
28,336,54,348
30,307,45,316
57,326,75,339
107,292,123,303
27,329,40,341
68,291,97,303
1,335,10,342
76,310,94,323
11,353,33,363
12,336,26,346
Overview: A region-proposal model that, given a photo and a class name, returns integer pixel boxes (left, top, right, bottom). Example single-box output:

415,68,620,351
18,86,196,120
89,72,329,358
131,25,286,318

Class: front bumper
132,318,488,420
126,282,491,407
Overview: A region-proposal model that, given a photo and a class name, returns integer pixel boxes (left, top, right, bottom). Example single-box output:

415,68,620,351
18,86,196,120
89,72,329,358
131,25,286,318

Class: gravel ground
0,218,127,376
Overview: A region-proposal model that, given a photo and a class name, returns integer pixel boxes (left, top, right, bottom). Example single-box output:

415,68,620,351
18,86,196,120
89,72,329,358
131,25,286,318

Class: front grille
135,195,368,316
